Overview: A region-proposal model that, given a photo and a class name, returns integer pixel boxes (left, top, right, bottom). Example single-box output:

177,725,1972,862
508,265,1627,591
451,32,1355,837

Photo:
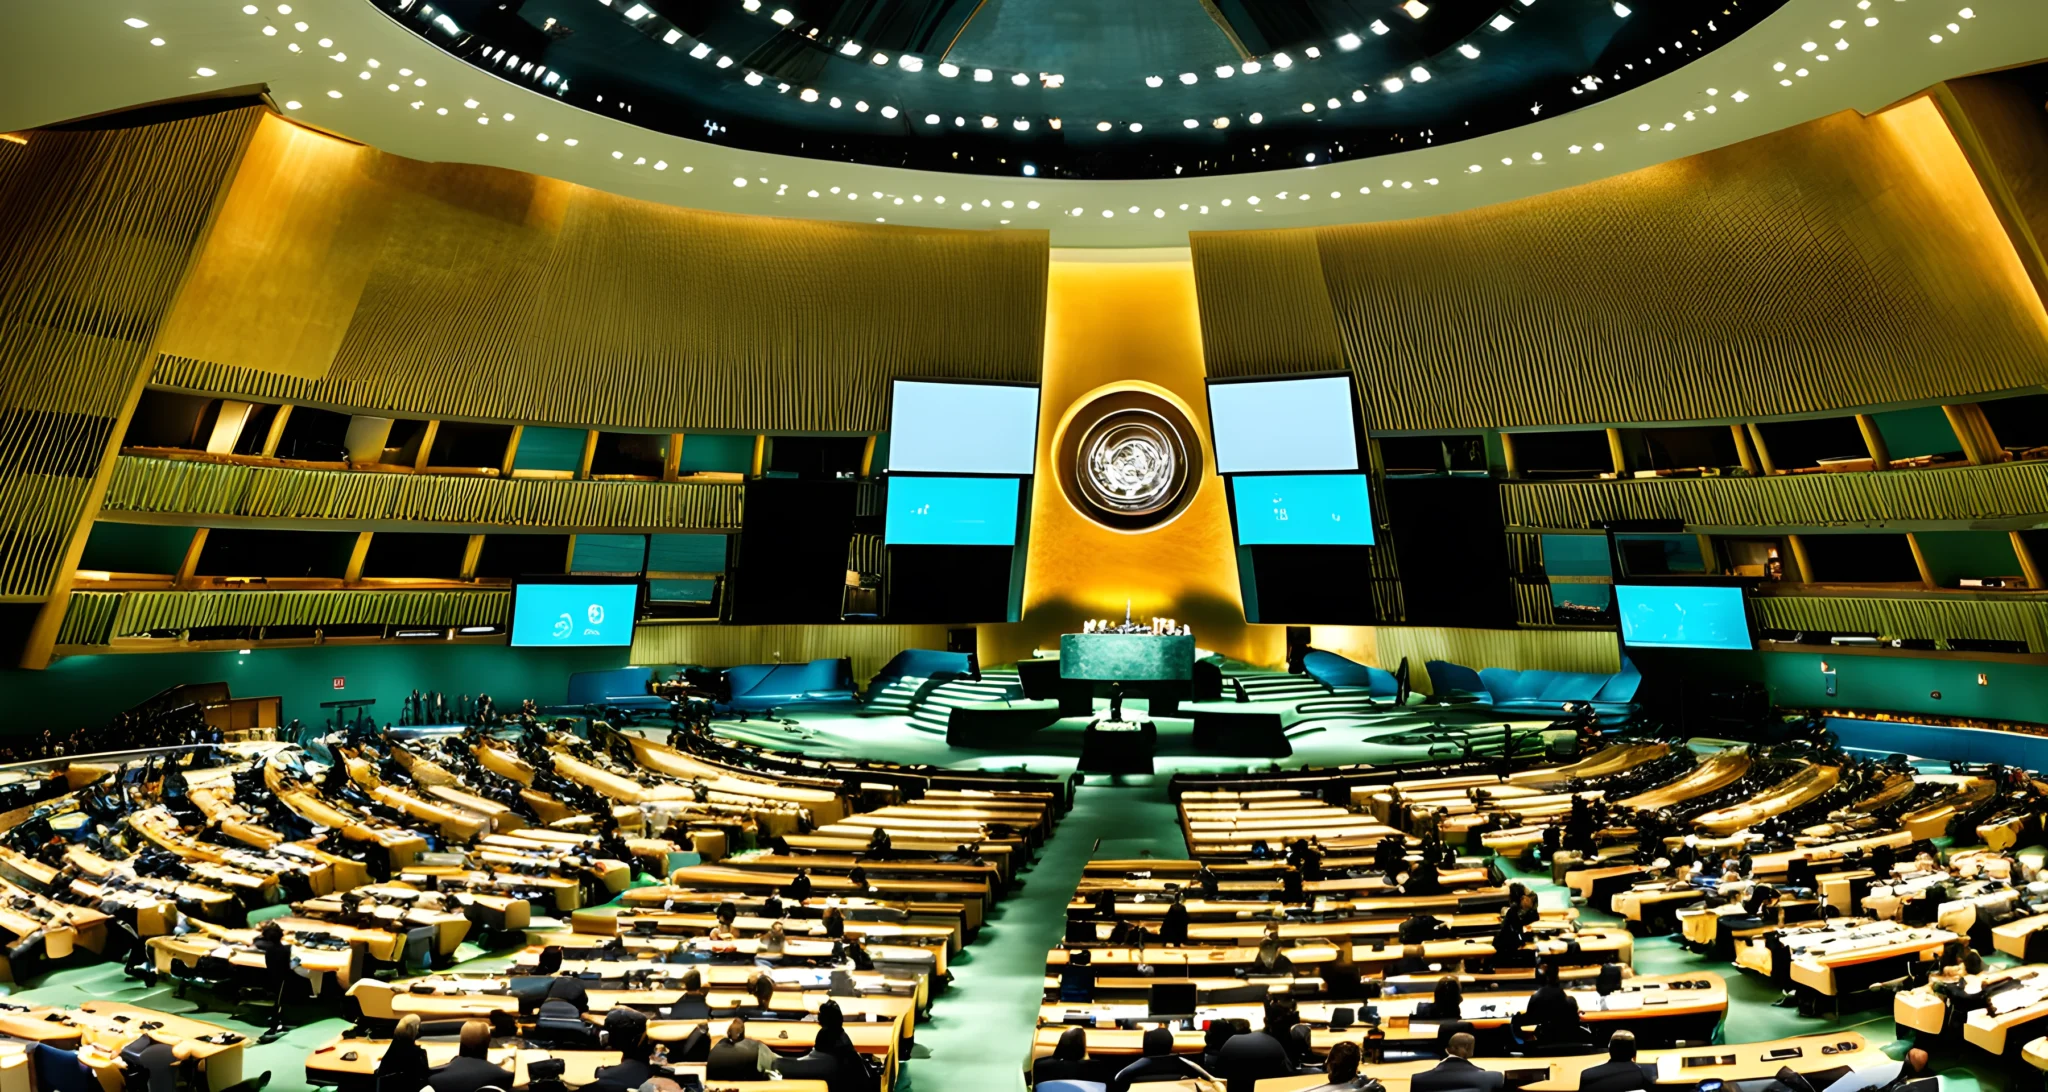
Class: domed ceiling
381,0,1783,178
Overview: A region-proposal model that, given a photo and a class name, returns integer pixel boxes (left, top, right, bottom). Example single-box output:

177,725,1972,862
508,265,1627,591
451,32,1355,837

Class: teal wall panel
0,643,630,733
678,435,754,474
1912,531,2024,587
1871,406,1962,460
513,427,588,473
77,522,197,576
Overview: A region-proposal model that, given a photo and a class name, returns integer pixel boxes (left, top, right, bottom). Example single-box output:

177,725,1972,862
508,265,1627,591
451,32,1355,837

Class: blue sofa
723,658,858,712
1301,651,1402,697
1426,657,1641,726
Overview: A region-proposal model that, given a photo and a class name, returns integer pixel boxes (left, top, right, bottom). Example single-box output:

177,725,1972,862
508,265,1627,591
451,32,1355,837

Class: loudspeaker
731,479,856,623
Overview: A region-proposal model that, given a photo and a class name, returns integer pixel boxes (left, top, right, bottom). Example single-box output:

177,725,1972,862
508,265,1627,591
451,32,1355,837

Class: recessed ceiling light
1326,97,1341,108
856,101,870,112
973,68,992,82
622,4,649,20
689,43,711,58
1241,61,1261,74
800,88,818,101
925,113,940,123
1612,2,1631,15
661,29,681,44
1214,65,1234,78
1351,89,1366,102
1410,66,1431,82
899,55,922,72
1249,112,1263,123
1272,53,1292,69
284,99,302,109
839,41,861,56
1179,72,1198,84
1096,120,1111,131
1458,43,1480,58
1213,116,1229,128
938,62,959,77
744,71,763,85
196,67,217,77
1128,122,1142,133
828,96,842,107
1401,1,1429,18
536,133,548,141
326,89,342,97
1336,32,1363,49
1490,14,1514,31
1014,117,1029,129
770,8,793,24
1369,19,1389,34
981,115,997,127
1382,77,1404,92
123,18,148,28
1183,118,1198,128
716,56,733,67
880,105,898,118
1305,47,1320,58
653,160,666,170
1301,102,1315,112
149,37,164,45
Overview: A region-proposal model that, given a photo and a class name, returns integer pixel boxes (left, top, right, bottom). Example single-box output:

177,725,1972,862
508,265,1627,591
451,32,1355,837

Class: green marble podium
1058,633,1197,682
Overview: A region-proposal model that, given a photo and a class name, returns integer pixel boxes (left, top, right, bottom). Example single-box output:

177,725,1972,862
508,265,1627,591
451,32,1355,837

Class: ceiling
3,0,2045,245
367,0,1784,180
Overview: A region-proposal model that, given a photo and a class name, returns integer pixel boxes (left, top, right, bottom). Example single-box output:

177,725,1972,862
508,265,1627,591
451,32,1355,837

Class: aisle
903,780,1183,1091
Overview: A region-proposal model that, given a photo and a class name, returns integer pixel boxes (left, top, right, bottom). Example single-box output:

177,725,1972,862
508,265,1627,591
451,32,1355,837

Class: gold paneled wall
150,113,1050,433
0,106,261,603
1192,100,2048,432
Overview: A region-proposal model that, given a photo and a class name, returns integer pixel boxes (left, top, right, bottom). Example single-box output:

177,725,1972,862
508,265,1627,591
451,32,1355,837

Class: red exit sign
332,677,345,690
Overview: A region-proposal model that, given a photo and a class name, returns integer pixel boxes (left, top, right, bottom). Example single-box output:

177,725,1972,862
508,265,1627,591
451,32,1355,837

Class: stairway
861,675,926,716
906,671,1027,733
1226,671,1331,702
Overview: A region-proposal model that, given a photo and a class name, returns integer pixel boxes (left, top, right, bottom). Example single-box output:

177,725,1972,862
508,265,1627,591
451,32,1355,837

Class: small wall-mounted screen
1231,474,1375,545
1208,375,1360,473
1615,583,1753,650
888,381,1041,474
510,581,641,647
885,476,1021,546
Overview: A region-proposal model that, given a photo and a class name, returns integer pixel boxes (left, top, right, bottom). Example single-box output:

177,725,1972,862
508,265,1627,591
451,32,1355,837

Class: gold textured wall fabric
1499,461,2048,532
148,114,1048,433
57,589,511,642
1187,229,1350,380
1937,75,2048,304
101,456,743,531
978,255,1287,668
0,107,259,600
1754,595,2048,653
629,622,951,683
1192,102,2048,432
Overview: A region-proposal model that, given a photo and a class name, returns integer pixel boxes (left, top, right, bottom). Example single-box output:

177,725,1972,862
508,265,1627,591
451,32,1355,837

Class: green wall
1636,645,2048,726
0,643,632,733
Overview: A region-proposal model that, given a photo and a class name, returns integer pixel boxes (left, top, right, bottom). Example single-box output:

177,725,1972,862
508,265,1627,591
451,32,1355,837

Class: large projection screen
1208,376,1360,473
1615,584,1754,650
888,380,1041,474
1230,474,1376,545
885,476,1021,546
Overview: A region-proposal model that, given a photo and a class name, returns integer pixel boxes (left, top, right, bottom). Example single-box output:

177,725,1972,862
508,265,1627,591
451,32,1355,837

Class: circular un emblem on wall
1054,389,1202,532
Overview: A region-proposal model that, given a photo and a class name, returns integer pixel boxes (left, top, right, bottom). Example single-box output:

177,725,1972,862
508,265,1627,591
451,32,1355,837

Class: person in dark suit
1392,944,1436,976
706,1018,778,1080
1301,1041,1362,1091
545,974,590,1013
374,1015,431,1092
586,1008,659,1092
785,869,813,904
118,1035,189,1092
1033,1027,1094,1085
1412,1032,1504,1092
671,969,712,1019
776,1050,841,1083
1109,1028,1204,1092
1217,999,1300,1092
1579,1031,1653,1092
1160,895,1190,947
426,1021,513,1092
1518,961,1583,1045
253,921,295,1044
808,1000,870,1092
1419,976,1463,1020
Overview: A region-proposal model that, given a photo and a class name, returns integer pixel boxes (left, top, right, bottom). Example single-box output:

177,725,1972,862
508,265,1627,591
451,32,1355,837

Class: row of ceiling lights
139,0,1960,231
620,0,1647,140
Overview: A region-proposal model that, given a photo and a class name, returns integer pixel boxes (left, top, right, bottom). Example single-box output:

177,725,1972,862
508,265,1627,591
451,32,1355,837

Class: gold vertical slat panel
108,589,509,636
1513,582,1558,627
152,115,390,382
1497,460,2048,532
1191,102,2048,432
1752,595,2048,653
1186,228,1350,380
143,113,1050,433
54,590,123,646
99,456,745,530
628,622,954,685
0,107,261,600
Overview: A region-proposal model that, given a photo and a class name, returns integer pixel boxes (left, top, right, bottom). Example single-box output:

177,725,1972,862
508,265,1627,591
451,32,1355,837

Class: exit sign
332,677,345,690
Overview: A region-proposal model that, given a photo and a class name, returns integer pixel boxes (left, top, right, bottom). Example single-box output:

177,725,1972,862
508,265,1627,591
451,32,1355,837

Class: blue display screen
886,476,1020,546
1231,474,1375,545
1208,376,1360,473
1615,584,1753,650
889,381,1041,474
510,582,640,647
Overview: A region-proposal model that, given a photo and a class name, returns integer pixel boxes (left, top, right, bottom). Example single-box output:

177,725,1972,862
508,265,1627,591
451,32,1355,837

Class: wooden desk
0,1001,246,1092
1244,1031,1888,1091
305,1039,831,1090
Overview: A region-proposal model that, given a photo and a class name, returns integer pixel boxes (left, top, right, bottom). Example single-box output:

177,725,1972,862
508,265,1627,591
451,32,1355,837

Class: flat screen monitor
1615,583,1753,650
888,380,1041,475
1230,473,1375,546
885,476,1021,546
510,580,641,647
1208,375,1361,473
